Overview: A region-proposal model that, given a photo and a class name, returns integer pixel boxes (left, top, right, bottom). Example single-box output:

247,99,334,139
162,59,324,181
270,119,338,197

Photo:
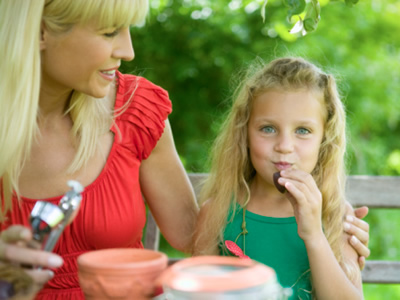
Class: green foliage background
125,0,400,298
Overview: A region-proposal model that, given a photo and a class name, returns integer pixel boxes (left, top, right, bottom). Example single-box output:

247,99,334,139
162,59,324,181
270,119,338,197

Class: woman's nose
113,27,135,62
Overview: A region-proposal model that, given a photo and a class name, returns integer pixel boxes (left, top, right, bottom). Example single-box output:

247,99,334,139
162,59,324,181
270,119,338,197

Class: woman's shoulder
111,72,172,159
115,72,171,111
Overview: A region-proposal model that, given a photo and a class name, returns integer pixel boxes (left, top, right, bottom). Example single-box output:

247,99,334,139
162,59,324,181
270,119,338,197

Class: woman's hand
344,204,370,270
0,225,63,299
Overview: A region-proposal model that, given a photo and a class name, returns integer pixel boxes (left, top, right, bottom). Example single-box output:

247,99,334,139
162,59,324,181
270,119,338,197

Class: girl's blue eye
296,128,310,135
261,126,275,134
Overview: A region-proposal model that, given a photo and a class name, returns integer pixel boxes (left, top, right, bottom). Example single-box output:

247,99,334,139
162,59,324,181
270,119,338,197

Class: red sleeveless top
0,73,172,299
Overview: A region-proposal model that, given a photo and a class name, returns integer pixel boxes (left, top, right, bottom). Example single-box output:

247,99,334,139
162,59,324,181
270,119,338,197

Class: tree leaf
303,0,321,32
345,0,359,7
283,0,306,21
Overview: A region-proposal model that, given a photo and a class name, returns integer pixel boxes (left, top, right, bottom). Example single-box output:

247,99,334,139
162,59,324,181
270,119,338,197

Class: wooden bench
144,173,400,284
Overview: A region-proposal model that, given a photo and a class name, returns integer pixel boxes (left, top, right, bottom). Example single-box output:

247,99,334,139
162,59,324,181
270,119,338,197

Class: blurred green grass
364,284,400,299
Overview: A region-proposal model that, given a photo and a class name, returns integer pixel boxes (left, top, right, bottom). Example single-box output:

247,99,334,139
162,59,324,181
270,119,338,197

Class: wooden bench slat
346,176,400,208
144,211,160,251
362,261,400,284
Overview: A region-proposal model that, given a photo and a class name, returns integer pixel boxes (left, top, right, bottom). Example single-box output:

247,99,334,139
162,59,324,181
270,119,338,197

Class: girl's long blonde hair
193,57,357,280
0,0,148,216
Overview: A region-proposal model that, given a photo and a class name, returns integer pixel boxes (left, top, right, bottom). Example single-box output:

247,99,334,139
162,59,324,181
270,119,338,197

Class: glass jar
158,256,292,300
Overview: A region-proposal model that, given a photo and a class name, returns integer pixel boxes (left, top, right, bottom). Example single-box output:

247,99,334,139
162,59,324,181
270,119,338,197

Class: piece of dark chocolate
273,172,286,193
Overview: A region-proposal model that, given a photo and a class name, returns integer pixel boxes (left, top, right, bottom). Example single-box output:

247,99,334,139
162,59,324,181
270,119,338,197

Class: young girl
193,57,365,299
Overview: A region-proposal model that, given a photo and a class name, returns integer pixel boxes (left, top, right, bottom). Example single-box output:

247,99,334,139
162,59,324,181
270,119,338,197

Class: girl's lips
274,162,292,170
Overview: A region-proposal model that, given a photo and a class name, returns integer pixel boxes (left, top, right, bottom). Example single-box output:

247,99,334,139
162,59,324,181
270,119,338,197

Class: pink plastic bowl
78,248,167,300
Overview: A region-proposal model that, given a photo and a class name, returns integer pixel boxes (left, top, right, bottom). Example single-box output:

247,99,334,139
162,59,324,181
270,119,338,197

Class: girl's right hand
0,225,63,299
278,169,324,242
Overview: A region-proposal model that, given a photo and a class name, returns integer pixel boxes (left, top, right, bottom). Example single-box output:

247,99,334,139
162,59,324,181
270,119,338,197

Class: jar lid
158,256,277,292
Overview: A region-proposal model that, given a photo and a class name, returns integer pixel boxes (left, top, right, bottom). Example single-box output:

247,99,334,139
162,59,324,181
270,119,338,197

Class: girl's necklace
224,207,249,258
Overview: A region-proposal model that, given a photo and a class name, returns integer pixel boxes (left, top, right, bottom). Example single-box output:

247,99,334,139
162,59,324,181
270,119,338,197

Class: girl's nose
113,27,135,62
274,133,294,154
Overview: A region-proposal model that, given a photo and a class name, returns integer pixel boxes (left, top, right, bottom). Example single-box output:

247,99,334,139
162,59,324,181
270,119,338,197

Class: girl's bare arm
304,206,363,299
280,170,363,300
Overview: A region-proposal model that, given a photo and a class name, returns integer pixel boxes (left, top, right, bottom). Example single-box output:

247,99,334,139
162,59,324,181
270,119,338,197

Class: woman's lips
99,69,116,81
99,66,119,81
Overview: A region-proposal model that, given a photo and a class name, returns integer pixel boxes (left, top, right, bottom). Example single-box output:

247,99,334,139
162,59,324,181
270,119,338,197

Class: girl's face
40,22,134,99
247,89,326,188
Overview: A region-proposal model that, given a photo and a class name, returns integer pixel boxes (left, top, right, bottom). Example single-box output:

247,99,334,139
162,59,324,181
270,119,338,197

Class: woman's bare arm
139,120,198,252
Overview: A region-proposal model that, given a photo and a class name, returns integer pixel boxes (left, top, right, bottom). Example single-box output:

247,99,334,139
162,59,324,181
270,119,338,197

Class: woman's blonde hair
193,57,357,281
0,0,148,215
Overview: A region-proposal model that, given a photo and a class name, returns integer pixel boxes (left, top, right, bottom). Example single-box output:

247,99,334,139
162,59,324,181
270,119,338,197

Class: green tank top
221,206,312,300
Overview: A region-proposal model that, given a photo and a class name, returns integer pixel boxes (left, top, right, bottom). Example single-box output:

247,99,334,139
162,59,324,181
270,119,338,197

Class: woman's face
247,89,326,188
40,22,134,99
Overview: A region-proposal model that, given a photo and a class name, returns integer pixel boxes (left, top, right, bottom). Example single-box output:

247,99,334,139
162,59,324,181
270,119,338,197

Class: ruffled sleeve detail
112,72,172,160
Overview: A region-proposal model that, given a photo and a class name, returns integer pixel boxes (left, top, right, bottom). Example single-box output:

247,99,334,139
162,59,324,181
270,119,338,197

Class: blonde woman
193,57,370,299
0,0,197,299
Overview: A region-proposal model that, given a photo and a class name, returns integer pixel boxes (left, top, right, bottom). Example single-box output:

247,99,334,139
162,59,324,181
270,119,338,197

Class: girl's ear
40,21,48,50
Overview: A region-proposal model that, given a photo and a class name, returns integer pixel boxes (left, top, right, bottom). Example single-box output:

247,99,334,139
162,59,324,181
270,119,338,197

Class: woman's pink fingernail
48,256,63,268
344,222,351,231
20,229,31,240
